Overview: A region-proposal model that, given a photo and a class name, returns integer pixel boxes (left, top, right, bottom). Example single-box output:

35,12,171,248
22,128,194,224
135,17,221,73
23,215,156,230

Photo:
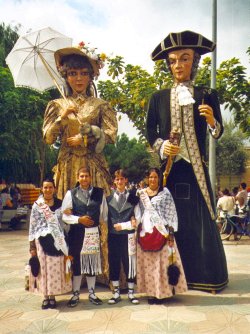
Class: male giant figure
146,30,228,292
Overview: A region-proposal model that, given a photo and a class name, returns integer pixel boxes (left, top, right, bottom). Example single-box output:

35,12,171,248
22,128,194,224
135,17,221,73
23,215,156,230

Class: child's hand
114,223,122,231
131,216,137,228
64,208,72,215
30,249,37,257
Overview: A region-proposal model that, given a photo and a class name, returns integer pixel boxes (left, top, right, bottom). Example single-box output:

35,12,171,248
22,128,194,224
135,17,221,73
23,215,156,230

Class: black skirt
167,159,228,292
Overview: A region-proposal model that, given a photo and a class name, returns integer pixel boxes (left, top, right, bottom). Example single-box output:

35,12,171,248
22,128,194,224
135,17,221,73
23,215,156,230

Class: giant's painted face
168,48,194,83
66,68,90,94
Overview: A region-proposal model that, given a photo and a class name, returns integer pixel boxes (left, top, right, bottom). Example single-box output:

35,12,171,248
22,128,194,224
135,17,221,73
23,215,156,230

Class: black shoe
148,298,156,305
49,299,57,309
154,298,165,305
67,291,80,308
148,297,163,305
41,299,50,309
89,294,103,305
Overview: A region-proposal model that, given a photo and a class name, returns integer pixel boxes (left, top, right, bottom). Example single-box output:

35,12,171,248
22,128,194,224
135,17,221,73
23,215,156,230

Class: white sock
112,280,119,287
111,281,120,299
72,275,82,292
128,282,135,298
86,276,96,298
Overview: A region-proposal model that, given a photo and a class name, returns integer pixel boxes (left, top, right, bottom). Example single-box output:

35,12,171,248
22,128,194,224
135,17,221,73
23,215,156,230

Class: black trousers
108,233,135,283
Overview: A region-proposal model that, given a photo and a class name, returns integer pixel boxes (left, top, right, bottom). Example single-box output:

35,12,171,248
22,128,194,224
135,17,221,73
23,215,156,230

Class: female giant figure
43,44,117,199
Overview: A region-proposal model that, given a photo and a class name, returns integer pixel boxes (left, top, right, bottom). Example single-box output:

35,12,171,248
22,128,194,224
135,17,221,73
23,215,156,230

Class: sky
0,0,249,138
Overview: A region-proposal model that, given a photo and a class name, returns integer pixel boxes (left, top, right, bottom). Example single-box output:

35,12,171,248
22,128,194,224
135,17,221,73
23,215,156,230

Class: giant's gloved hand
198,104,215,127
80,123,106,153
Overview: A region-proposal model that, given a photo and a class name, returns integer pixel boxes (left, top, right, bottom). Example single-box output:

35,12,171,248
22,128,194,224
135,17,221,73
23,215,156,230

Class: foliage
216,121,248,177
216,58,250,135
1,22,249,185
0,64,58,185
0,23,61,185
99,57,156,137
104,133,152,183
98,51,250,137
0,22,19,67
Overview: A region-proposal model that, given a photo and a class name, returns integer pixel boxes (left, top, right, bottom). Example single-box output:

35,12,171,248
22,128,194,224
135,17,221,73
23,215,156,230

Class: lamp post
209,0,217,204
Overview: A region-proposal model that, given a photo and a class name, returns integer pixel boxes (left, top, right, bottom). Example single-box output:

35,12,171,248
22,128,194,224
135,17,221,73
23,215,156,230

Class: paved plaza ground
0,230,249,334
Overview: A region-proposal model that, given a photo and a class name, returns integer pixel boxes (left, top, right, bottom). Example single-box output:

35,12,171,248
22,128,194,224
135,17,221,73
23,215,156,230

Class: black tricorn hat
151,30,216,61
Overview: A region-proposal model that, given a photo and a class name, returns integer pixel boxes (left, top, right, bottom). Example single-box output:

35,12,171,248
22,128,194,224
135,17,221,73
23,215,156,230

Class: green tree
98,51,250,137
0,23,60,185
0,23,19,67
0,58,58,185
104,133,152,182
216,121,248,186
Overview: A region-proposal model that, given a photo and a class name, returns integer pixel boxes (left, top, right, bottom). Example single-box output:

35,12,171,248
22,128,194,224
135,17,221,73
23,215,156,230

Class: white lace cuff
120,221,132,230
159,140,168,160
152,138,164,154
208,119,221,139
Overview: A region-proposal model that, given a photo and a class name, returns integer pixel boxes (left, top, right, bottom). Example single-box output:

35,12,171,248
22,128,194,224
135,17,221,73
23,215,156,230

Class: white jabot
176,84,195,106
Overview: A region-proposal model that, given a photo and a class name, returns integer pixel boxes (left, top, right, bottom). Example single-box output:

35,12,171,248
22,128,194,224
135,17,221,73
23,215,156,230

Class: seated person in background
231,187,239,198
236,182,248,207
0,188,13,209
217,188,235,218
9,205,29,230
221,191,248,241
10,186,22,209
216,187,223,201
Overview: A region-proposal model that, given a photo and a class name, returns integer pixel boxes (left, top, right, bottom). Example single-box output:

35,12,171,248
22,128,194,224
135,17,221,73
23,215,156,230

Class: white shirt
236,189,248,206
113,191,141,230
62,188,108,224
217,195,235,216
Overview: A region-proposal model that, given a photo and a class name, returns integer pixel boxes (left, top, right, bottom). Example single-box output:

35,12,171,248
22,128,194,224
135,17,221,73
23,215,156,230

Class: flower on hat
77,41,106,70
78,41,85,48
100,53,107,61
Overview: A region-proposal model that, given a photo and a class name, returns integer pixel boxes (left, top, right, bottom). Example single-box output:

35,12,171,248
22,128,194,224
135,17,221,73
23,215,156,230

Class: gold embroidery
170,85,215,220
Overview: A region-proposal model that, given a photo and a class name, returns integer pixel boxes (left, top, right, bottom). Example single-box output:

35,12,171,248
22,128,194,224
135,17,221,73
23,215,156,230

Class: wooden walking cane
163,127,181,186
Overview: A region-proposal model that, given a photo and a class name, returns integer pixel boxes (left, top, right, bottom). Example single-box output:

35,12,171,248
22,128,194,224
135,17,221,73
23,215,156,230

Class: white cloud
0,0,249,138
2,0,249,71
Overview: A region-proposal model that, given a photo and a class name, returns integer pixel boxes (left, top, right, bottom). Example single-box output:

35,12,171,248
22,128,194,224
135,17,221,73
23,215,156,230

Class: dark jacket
107,190,139,235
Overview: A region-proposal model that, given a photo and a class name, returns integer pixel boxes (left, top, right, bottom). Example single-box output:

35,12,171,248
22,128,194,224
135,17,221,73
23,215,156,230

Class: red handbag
137,223,166,252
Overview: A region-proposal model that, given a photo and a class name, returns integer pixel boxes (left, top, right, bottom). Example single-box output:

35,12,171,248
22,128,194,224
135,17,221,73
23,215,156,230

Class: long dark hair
146,167,163,192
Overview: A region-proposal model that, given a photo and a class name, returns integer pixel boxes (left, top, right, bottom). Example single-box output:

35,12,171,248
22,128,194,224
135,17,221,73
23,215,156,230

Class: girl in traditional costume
136,168,187,304
29,179,71,309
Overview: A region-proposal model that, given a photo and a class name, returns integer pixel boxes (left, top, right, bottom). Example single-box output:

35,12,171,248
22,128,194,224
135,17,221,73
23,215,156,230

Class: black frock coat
146,87,228,292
